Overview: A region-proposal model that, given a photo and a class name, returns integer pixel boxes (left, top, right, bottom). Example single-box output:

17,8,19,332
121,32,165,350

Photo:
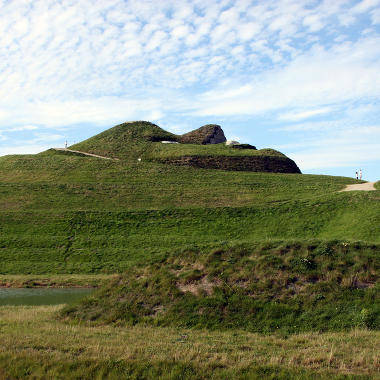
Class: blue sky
0,0,379,180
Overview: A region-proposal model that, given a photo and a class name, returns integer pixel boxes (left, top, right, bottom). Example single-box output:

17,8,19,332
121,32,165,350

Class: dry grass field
0,305,378,379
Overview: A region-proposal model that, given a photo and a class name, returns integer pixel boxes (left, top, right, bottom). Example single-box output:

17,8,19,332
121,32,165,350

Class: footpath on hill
52,148,119,160
340,182,377,192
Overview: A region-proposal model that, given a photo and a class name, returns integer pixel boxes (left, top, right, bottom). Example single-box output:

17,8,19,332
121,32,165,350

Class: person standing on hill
359,169,362,180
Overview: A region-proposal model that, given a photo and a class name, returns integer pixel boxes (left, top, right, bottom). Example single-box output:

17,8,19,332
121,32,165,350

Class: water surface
0,288,93,306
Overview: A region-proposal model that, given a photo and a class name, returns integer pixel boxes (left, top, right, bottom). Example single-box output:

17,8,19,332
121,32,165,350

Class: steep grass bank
0,191,379,274
156,154,301,173
1,151,377,275
0,306,378,379
62,241,379,333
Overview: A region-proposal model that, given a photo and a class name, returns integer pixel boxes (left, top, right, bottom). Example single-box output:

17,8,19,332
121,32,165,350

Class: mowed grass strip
0,188,379,275
0,305,378,379
0,152,358,211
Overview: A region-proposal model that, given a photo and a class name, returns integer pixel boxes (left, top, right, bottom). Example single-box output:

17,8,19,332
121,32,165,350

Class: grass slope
0,122,379,378
70,121,178,160
0,151,378,274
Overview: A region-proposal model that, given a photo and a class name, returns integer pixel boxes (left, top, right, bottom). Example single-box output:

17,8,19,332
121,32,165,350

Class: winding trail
52,148,119,161
340,182,377,192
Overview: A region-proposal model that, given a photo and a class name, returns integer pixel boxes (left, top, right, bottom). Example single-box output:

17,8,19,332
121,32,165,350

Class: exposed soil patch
340,182,376,192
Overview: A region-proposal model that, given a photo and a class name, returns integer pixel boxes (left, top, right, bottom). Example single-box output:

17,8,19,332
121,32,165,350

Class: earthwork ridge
64,121,301,174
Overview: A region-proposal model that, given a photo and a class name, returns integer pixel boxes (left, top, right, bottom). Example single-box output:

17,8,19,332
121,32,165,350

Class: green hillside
0,120,379,379
0,143,378,274
0,121,378,275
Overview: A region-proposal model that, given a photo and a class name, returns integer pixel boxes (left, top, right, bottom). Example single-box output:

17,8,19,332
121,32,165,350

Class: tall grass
0,305,377,379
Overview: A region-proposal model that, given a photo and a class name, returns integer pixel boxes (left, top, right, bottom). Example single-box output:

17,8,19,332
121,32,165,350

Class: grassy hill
0,121,377,275
0,121,378,275
0,120,379,378
0,148,378,274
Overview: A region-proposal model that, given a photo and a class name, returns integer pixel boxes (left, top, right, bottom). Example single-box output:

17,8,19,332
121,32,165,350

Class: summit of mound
70,121,177,159
69,120,301,173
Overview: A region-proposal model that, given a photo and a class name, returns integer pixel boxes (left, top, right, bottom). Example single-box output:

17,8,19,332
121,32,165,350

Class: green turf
0,141,378,275
0,121,379,380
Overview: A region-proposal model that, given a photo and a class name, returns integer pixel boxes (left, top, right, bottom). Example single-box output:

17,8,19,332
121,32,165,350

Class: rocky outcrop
158,155,301,173
179,124,226,145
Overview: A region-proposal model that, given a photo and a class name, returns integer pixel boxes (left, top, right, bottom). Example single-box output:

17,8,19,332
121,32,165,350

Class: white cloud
0,0,374,110
351,0,380,14
278,107,333,121
286,126,380,170
192,36,380,116
0,96,167,128
0,144,52,156
0,125,39,132
371,8,380,23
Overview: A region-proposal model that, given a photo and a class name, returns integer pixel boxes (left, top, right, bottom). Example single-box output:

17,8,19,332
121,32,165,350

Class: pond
0,288,93,306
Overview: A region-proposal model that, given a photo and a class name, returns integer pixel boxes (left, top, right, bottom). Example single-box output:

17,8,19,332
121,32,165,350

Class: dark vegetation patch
62,241,379,334
231,143,257,150
157,155,301,173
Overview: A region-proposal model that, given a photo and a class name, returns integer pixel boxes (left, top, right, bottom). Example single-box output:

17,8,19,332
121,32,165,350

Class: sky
0,0,379,181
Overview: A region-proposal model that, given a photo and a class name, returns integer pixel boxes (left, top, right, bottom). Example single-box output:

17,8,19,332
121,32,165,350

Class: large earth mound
69,121,301,173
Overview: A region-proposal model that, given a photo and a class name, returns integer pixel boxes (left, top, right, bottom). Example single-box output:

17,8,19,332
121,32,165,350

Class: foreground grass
0,305,378,379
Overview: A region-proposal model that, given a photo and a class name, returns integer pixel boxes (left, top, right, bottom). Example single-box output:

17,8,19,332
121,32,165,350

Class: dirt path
53,148,119,161
340,182,377,192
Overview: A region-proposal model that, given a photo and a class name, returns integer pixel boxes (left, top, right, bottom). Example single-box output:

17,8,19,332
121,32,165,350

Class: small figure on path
359,169,362,180
355,171,358,180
